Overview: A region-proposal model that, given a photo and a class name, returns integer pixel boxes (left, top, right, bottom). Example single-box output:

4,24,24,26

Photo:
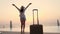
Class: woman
12,3,32,33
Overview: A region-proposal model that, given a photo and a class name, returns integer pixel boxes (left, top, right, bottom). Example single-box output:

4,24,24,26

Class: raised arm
25,3,32,10
12,4,20,11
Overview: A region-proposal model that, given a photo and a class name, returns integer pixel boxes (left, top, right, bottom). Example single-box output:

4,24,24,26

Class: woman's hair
20,6,25,12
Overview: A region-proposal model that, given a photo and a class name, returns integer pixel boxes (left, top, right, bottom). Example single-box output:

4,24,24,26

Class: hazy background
0,0,60,28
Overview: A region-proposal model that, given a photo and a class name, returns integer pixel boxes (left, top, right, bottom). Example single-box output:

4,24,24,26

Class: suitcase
30,9,43,34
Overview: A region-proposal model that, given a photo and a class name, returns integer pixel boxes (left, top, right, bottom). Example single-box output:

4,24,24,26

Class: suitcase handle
32,9,39,25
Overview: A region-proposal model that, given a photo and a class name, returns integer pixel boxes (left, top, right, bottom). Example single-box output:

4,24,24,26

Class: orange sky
0,0,60,26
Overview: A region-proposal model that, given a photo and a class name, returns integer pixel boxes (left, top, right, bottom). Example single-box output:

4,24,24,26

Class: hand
29,3,32,5
12,4,15,6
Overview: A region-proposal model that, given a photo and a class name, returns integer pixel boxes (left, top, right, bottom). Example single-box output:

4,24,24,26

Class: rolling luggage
30,9,43,34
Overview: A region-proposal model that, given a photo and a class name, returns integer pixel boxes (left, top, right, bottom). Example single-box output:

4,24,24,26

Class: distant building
10,20,12,30
57,19,60,27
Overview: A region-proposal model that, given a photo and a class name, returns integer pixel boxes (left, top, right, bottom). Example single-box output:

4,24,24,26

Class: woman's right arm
12,4,20,11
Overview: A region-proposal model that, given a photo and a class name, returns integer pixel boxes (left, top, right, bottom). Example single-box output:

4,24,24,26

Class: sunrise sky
0,0,60,26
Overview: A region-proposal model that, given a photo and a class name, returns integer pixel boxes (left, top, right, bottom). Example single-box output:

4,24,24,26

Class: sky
0,0,60,26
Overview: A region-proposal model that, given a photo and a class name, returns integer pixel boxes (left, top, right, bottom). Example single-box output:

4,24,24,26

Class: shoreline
0,31,60,34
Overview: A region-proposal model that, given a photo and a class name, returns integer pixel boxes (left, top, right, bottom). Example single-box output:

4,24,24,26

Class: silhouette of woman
12,3,32,33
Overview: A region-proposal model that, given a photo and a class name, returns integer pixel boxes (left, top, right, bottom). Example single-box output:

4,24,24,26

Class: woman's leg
23,20,25,34
24,20,25,30
21,21,23,34
21,20,25,34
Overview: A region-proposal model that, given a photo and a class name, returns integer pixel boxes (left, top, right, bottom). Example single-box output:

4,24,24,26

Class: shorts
20,14,26,21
